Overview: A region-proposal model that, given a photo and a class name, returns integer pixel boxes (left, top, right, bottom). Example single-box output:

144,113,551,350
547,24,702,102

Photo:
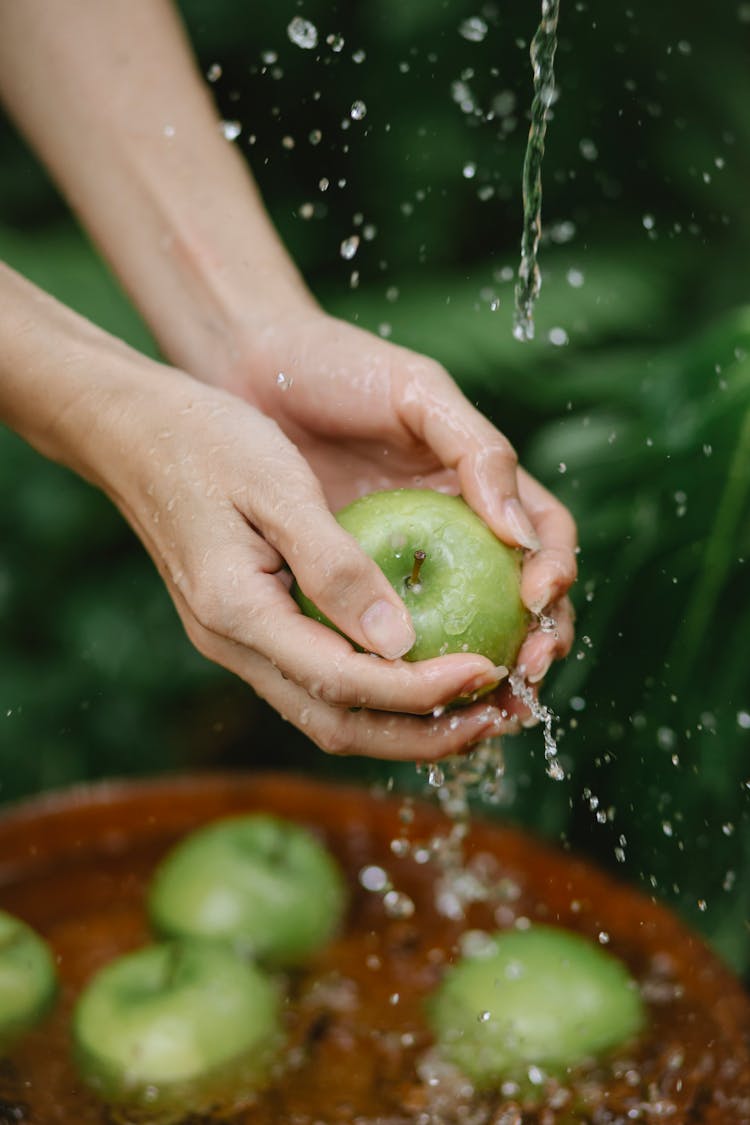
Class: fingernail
527,655,552,684
503,498,541,551
528,584,555,615
460,665,509,697
469,715,506,745
360,600,415,660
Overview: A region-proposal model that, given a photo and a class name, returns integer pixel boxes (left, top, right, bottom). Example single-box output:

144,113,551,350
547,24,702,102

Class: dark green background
1,1,748,972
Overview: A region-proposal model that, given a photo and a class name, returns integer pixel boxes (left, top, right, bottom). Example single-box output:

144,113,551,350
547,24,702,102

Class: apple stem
407,550,427,588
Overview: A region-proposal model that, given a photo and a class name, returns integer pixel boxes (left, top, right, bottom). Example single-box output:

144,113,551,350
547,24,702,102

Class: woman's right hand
98,363,532,759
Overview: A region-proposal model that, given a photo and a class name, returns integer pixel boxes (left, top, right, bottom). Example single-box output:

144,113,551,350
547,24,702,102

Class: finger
232,417,418,661
517,468,578,613
396,361,540,550
245,658,516,761
180,555,505,714
516,595,576,685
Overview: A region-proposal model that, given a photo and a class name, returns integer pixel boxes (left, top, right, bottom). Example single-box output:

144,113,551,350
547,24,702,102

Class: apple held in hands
148,814,347,967
294,489,529,668
0,910,57,1053
426,925,646,1089
72,941,283,1119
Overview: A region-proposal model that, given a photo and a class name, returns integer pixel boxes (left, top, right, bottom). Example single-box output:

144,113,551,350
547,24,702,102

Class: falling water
513,0,561,342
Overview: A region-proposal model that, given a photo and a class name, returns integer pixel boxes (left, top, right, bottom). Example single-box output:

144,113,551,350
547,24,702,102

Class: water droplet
163,124,176,138
340,234,360,259
206,63,222,82
459,15,489,42
642,213,655,230
352,48,366,64
478,1009,491,1022
579,137,598,161
383,889,415,918
350,99,367,120
359,864,389,892
548,326,569,346
427,762,445,787
220,120,242,142
566,267,585,288
276,371,293,391
462,161,477,179
308,128,322,145
326,32,345,52
737,710,750,729
287,16,318,50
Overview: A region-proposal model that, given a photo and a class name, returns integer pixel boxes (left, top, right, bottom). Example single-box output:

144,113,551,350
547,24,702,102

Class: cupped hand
96,358,542,760
226,310,578,724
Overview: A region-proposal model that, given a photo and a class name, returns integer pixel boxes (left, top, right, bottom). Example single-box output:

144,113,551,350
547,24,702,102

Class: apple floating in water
148,814,347,967
72,941,282,1119
294,488,529,668
0,909,57,1053
426,925,646,1088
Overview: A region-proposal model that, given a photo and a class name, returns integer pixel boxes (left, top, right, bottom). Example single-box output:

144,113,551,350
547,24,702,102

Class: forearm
0,261,166,487
0,0,314,388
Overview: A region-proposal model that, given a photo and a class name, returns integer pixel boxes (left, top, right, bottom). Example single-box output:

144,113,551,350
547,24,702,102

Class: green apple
426,925,645,1087
0,909,57,1053
294,488,528,667
147,814,347,966
72,941,282,1118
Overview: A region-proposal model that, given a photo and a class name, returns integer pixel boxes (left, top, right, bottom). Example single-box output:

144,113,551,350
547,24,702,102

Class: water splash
509,669,565,780
513,0,561,342
287,16,318,50
340,234,360,260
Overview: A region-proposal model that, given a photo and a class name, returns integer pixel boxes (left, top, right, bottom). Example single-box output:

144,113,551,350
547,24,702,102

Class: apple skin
72,941,283,1118
0,909,57,1053
294,488,529,668
426,925,646,1088
147,814,347,967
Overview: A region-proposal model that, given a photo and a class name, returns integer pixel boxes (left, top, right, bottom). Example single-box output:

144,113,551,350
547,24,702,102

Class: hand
220,310,577,732
89,359,548,761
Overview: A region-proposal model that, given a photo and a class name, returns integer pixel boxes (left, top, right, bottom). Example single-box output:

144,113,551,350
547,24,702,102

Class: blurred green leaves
1,0,749,972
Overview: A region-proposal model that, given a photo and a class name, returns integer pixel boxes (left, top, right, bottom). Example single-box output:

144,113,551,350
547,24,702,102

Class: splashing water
513,0,561,342
287,16,318,50
508,669,565,781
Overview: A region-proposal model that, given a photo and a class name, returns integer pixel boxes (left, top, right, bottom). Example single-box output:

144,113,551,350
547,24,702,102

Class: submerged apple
426,925,645,1088
148,814,347,966
72,941,282,1118
295,488,528,667
0,909,57,1053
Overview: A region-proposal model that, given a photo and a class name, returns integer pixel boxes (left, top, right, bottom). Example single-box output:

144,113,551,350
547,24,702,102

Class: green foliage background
1,1,748,972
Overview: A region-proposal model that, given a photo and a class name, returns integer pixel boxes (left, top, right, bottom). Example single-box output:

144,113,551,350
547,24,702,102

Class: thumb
284,514,416,660
245,428,414,659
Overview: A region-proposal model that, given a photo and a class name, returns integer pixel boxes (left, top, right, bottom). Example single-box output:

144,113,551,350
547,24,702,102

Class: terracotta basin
0,771,748,1123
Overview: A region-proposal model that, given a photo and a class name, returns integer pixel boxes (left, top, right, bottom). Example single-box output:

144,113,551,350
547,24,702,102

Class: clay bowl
0,771,748,1123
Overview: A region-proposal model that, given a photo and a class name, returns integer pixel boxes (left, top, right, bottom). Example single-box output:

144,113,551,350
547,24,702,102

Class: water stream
513,0,561,342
